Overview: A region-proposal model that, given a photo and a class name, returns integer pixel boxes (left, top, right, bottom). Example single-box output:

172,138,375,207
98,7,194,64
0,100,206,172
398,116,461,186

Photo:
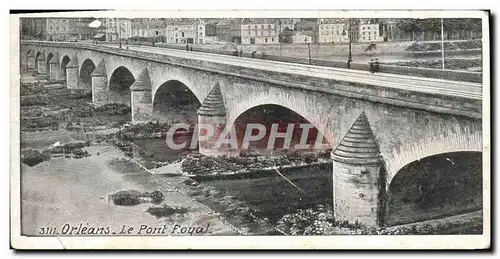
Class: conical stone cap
198,83,226,116
48,53,60,64
130,68,151,91
332,112,381,165
66,55,78,68
91,60,106,77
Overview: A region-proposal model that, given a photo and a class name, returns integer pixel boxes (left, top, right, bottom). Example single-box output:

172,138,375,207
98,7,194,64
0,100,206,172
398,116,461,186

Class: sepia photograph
9,9,490,250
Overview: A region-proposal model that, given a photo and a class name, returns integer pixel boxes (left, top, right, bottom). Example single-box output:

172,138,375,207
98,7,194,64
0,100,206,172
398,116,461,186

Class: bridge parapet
22,41,482,119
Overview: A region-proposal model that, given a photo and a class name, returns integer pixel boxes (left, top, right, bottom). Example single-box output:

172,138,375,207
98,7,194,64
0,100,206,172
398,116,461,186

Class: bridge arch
230,103,332,155
384,129,482,185
35,51,45,70
45,52,54,76
108,66,135,105
227,92,334,146
60,55,71,79
153,80,201,123
383,150,482,226
79,58,96,91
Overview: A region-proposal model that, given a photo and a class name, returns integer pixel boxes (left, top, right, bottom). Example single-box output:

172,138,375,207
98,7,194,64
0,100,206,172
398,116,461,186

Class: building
69,18,96,40
314,18,349,43
295,18,318,31
205,20,217,37
45,18,99,41
278,19,295,32
46,18,70,41
292,31,314,44
354,20,382,42
131,18,167,40
215,20,232,42
20,18,47,40
104,18,132,42
165,19,206,44
237,18,280,45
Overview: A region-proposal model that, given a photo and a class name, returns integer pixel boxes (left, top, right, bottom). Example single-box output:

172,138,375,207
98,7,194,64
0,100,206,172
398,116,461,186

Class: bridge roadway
101,44,483,100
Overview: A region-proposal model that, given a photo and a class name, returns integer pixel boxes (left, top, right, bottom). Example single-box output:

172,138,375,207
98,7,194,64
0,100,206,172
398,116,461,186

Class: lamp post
347,18,353,68
440,18,445,69
279,20,282,56
305,37,311,65
118,19,122,49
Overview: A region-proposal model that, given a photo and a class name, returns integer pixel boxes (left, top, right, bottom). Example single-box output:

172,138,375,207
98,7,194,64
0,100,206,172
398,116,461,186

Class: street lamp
279,20,282,56
117,19,122,49
305,37,311,65
347,18,353,69
440,18,445,69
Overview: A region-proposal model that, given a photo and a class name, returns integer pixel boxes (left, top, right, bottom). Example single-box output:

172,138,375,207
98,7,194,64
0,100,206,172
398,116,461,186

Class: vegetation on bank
111,190,164,206
405,40,481,52
21,149,51,167
45,141,91,158
181,152,331,176
21,141,91,167
20,79,131,132
276,205,483,235
116,121,176,140
21,116,61,132
385,58,482,71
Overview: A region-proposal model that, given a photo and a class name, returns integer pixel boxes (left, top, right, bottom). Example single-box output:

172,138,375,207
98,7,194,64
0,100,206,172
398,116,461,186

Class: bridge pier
48,53,62,81
36,55,47,74
332,112,386,227
27,52,36,70
197,83,228,157
91,60,108,106
130,68,153,123
65,56,79,89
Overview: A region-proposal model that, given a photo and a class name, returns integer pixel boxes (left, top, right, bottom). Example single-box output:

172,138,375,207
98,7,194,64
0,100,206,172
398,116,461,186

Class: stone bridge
20,41,484,227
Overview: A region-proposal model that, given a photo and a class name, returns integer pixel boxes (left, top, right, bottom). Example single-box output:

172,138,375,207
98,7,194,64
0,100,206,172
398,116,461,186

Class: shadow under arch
79,59,96,91
60,55,71,79
108,66,135,106
383,151,482,227
45,52,54,76
231,104,331,156
152,80,201,124
35,51,44,70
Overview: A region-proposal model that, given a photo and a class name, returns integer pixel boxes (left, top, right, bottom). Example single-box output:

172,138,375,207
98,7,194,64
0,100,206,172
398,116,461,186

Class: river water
131,136,334,224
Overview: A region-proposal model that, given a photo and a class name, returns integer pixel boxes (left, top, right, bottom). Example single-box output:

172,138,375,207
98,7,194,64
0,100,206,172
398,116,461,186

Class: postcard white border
10,10,491,250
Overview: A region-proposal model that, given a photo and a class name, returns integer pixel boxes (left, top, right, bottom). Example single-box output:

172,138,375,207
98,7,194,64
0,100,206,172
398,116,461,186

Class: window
272,37,274,42
268,24,271,29
174,27,177,30
156,31,159,35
